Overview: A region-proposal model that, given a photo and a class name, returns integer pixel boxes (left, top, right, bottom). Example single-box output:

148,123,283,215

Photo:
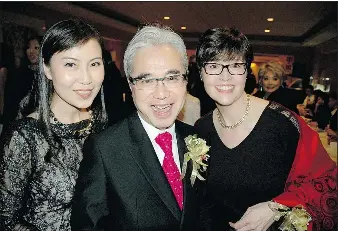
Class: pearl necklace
216,94,251,129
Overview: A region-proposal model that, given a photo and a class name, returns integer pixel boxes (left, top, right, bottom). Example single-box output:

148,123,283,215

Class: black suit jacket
329,110,337,132
71,112,200,231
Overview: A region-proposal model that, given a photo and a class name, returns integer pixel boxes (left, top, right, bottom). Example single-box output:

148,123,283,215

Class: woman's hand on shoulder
229,201,275,231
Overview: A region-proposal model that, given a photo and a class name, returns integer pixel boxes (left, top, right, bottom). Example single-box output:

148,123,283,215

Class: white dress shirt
138,113,181,173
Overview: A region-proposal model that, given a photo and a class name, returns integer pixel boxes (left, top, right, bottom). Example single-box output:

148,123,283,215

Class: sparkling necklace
50,110,93,135
216,94,251,129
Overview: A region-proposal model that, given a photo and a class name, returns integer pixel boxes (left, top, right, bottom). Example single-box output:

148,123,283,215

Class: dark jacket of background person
102,50,135,125
244,73,258,95
0,43,16,125
313,104,331,130
329,110,337,132
311,92,331,130
188,62,215,116
254,87,303,114
2,36,41,134
2,65,37,132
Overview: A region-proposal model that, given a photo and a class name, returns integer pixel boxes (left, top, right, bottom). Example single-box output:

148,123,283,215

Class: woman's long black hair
38,19,108,161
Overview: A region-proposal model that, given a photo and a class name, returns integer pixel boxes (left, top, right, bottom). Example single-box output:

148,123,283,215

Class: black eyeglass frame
128,73,188,86
203,62,248,75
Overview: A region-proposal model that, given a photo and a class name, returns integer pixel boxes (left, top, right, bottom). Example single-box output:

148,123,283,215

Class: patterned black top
0,115,104,231
195,102,300,231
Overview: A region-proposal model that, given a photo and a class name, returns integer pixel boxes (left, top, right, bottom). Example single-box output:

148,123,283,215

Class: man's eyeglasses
128,74,187,90
203,62,247,75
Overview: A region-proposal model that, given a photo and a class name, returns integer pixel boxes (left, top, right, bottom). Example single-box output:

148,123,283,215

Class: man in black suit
71,23,202,231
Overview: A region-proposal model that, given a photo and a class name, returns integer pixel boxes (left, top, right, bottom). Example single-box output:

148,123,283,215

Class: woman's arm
71,136,109,230
0,129,33,230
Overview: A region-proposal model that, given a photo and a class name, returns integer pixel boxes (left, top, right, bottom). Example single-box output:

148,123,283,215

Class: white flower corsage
180,134,210,186
268,201,312,231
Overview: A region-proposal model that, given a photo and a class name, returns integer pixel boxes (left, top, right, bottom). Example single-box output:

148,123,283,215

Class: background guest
0,43,16,135
0,43,16,116
102,49,134,125
2,36,41,133
244,68,258,95
327,91,337,132
254,61,301,113
297,85,315,116
308,91,331,130
187,54,215,116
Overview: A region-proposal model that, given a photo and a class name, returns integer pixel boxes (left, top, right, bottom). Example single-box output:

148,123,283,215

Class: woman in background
195,27,337,231
2,36,41,133
254,61,300,113
0,19,107,231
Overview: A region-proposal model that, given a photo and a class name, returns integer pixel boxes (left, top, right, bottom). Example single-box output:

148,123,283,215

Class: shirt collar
137,112,176,141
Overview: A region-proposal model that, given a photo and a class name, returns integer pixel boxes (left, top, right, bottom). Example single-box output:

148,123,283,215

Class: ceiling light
163,16,170,20
181,26,186,30
267,18,274,22
264,29,270,33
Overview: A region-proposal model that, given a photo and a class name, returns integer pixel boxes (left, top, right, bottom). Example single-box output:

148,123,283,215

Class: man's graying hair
123,23,188,78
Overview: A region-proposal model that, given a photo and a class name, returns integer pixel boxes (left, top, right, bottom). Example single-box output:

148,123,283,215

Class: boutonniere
180,134,210,186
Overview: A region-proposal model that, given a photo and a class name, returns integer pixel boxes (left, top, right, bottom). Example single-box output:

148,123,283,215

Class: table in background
317,130,337,163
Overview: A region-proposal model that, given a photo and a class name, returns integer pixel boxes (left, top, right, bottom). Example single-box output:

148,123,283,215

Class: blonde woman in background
254,61,302,113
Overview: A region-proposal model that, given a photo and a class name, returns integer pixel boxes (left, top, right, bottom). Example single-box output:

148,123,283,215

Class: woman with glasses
194,27,337,231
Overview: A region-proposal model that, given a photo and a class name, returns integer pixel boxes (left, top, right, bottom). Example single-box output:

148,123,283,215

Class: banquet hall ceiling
2,1,337,48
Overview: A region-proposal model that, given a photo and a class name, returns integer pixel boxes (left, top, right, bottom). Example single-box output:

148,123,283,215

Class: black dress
0,115,105,231
195,102,300,231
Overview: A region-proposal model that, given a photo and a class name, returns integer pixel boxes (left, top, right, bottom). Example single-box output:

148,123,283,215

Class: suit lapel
175,124,186,169
176,122,196,227
127,113,181,221
175,121,194,225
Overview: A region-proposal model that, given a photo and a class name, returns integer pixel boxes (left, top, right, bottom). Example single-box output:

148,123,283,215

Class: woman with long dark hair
0,19,107,231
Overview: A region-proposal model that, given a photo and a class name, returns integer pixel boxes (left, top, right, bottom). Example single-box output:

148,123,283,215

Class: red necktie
155,132,183,210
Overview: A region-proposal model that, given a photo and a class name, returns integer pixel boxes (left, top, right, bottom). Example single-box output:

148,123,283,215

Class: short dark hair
196,27,253,72
38,19,107,161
